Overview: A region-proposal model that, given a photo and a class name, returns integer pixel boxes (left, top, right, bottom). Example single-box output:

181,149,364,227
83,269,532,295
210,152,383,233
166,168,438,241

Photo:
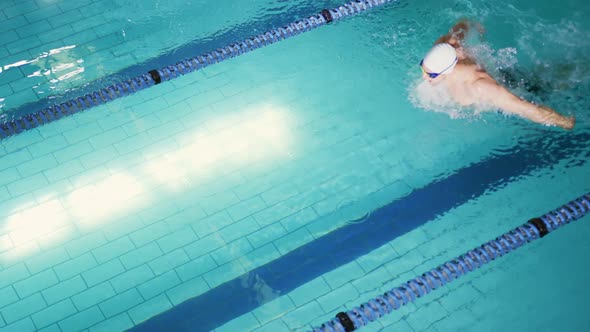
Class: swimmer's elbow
475,81,573,129
496,96,570,128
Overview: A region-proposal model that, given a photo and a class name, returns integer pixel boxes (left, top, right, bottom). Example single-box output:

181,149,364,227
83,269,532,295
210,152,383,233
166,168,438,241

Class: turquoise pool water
0,0,589,331
0,0,346,114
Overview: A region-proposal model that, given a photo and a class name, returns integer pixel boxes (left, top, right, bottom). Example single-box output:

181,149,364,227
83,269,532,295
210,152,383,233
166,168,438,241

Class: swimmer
420,20,575,130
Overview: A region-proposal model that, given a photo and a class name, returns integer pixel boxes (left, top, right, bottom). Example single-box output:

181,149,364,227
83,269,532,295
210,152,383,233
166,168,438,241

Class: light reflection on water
0,103,294,264
0,0,348,115
0,45,86,111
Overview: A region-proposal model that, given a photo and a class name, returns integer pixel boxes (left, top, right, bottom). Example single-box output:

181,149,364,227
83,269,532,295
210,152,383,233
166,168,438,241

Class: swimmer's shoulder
456,63,493,79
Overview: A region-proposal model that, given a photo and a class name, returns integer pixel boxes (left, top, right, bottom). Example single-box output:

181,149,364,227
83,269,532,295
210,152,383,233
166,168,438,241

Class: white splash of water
409,79,468,119
516,19,590,88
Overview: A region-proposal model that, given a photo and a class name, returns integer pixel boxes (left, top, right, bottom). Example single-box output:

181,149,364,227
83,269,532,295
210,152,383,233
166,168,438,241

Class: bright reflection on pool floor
0,103,294,266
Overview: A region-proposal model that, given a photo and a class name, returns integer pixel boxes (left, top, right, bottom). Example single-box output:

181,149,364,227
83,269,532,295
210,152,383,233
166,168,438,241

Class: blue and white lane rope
313,193,590,332
0,0,392,140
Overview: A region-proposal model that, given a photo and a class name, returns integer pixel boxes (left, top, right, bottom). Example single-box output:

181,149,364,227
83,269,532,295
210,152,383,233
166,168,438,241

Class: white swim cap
422,43,458,75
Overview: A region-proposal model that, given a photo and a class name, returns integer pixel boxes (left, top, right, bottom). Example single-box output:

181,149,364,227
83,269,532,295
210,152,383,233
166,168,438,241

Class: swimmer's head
420,43,458,83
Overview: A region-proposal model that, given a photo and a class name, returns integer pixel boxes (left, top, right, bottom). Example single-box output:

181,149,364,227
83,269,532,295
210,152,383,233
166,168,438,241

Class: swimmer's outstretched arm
474,79,575,130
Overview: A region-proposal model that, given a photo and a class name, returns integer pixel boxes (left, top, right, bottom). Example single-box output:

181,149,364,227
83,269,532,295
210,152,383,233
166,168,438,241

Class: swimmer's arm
435,19,484,47
474,79,575,130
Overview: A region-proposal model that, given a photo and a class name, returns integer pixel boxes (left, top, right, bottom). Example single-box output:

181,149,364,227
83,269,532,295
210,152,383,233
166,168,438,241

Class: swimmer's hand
454,19,484,32
539,106,575,130
473,22,485,38
563,116,576,130
439,19,486,47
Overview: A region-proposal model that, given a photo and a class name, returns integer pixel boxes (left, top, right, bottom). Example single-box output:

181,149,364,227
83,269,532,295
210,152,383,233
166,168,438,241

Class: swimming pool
0,0,589,331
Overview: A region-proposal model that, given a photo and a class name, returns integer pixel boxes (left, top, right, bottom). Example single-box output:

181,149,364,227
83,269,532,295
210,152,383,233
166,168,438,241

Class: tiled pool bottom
0,34,415,331
1,0,345,113
1,64,587,332
0,102,588,332
2,14,589,332
206,164,590,332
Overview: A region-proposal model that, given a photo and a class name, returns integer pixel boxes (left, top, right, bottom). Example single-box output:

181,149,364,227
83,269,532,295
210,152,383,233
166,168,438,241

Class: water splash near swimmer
467,44,519,73
409,41,526,121
408,76,529,123
408,78,473,119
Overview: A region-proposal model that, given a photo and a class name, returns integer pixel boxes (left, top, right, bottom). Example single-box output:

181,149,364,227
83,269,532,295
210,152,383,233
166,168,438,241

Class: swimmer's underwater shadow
497,62,589,104
499,67,549,96
130,131,590,332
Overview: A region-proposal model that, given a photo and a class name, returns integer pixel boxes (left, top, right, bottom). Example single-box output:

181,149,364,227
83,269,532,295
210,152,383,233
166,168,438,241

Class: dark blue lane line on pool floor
129,132,589,332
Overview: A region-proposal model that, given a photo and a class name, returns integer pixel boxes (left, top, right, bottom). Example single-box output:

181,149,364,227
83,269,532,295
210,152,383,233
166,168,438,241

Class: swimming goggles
419,57,458,79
